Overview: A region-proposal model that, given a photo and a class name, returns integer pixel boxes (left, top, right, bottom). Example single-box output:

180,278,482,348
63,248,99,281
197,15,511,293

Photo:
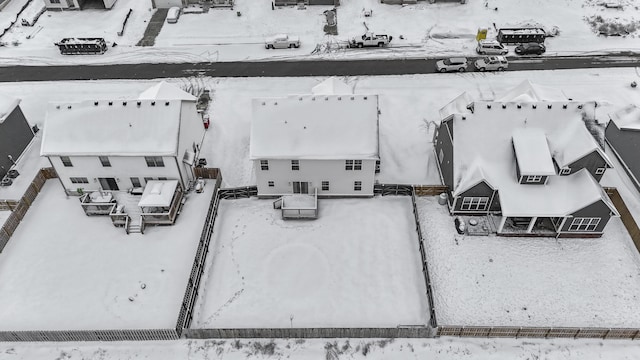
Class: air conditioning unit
1,177,13,186
7,169,19,178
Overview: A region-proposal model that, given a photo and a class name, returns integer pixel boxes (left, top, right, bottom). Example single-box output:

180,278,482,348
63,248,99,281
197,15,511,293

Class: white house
43,0,117,10
41,82,205,195
250,79,380,197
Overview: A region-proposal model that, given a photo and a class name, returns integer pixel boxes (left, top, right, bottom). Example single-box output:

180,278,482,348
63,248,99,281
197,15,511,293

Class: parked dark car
515,42,546,55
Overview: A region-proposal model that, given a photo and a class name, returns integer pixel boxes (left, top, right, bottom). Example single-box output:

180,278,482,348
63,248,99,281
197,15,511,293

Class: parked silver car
476,40,508,55
435,57,468,73
474,56,509,72
265,34,301,49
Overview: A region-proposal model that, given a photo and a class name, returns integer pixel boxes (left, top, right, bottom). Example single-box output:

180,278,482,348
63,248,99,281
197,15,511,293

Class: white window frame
145,156,164,167
595,167,606,175
321,181,329,191
291,160,300,171
130,177,141,188
354,160,362,170
70,177,88,184
354,181,362,191
99,156,111,167
560,168,571,175
60,156,73,167
525,175,542,183
460,197,489,211
345,160,354,171
260,160,269,171
568,217,600,232
268,181,274,187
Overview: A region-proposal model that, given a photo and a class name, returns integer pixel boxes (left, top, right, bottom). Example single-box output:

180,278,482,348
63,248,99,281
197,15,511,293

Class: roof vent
312,97,316,101
151,101,156,106
517,104,522,109
108,101,113,106
461,116,467,121
502,104,507,109
262,101,265,106
338,97,342,100
299,97,303,101
67,105,72,109
94,101,99,106
487,104,492,109
165,101,169,106
123,101,127,106
532,104,537,109
364,96,368,100
274,102,278,105
562,104,567,109
577,104,583,109
325,97,329,101
56,105,60,109
137,101,141,107
351,96,355,100
547,104,552,109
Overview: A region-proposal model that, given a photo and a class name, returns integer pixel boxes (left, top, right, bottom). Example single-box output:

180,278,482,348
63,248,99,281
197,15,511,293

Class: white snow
138,180,178,207
0,179,215,330
511,128,556,176
609,104,640,130
417,195,640,327
40,99,182,156
0,135,49,201
0,91,19,123
311,77,353,95
138,81,197,101
250,95,379,160
193,196,428,328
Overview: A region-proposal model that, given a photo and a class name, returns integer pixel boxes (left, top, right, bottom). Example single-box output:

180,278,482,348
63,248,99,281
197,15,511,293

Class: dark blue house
0,95,34,179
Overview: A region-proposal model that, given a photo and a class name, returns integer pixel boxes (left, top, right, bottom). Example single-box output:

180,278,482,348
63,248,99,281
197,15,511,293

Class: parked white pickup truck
348,32,392,48
265,34,300,49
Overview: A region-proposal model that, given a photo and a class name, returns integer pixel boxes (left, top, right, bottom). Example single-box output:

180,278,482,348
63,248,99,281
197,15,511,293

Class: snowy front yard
0,179,215,331
193,196,429,328
417,196,640,328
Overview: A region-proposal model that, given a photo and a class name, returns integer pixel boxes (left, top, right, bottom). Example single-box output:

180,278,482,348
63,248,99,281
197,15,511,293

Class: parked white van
166,7,181,24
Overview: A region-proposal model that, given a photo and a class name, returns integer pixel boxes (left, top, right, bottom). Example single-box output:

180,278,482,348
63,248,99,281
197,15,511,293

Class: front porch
273,188,318,219
458,215,561,237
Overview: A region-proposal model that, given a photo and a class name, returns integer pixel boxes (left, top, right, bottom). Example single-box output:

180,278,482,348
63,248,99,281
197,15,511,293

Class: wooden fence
0,168,56,253
604,187,640,253
194,167,221,180
437,326,640,339
176,175,223,335
184,327,433,339
0,328,178,342
414,185,448,196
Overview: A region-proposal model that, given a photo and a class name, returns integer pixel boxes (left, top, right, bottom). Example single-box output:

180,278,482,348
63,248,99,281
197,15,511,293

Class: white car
166,7,181,24
474,56,509,72
265,34,300,49
435,57,468,73
476,40,508,55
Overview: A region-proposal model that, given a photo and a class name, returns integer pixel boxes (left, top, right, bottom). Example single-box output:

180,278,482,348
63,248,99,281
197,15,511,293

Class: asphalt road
0,54,638,82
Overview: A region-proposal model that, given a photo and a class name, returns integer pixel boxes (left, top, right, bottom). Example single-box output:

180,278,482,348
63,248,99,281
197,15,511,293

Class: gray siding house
606,105,640,191
433,81,617,237
0,95,34,179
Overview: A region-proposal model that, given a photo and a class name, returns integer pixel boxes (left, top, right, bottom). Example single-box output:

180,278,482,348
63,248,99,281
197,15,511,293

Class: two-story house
40,82,204,195
250,92,380,197
605,105,640,192
434,81,617,237
0,93,34,181
43,0,116,10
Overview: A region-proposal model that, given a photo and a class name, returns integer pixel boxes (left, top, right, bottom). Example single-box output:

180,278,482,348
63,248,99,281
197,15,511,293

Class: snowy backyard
193,196,428,329
0,0,639,64
0,179,215,331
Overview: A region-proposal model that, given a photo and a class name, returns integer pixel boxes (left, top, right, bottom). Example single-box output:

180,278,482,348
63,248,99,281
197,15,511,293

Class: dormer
512,128,556,185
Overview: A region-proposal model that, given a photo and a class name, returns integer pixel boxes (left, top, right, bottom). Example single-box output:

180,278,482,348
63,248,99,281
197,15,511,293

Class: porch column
527,217,537,233
497,216,507,233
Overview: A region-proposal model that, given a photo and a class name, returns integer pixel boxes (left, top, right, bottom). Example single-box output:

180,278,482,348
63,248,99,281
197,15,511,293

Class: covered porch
495,215,563,237
138,180,184,226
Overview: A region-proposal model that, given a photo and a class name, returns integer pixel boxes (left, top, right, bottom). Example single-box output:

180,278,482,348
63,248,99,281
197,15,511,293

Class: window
260,160,269,171
354,181,362,191
50,0,61,3
145,156,164,167
61,156,73,167
525,175,542,183
354,160,362,170
568,217,600,232
560,168,571,175
345,160,354,171
291,160,300,171
375,160,381,174
144,177,153,183
595,167,606,175
322,181,329,191
460,197,489,211
268,181,274,187
439,149,444,163
99,156,111,167
70,177,88,184
130,177,141,187
158,177,167,180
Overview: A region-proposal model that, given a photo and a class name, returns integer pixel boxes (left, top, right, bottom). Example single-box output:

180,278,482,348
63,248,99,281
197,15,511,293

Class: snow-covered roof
0,92,20,124
512,128,556,176
250,95,379,160
448,81,612,217
41,100,182,156
138,81,197,102
311,77,353,95
609,104,640,131
495,80,568,103
439,92,473,120
138,180,179,207
547,119,612,169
